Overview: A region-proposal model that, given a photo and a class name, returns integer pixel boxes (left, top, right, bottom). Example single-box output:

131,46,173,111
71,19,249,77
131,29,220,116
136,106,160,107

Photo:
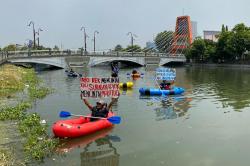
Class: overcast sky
0,0,249,50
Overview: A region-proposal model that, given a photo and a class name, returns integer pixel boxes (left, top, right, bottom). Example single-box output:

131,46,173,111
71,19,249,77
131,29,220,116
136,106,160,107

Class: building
171,15,193,54
146,41,156,49
203,31,220,42
191,21,198,41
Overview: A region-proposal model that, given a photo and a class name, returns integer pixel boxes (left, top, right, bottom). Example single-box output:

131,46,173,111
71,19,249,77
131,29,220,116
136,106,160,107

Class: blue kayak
139,87,185,96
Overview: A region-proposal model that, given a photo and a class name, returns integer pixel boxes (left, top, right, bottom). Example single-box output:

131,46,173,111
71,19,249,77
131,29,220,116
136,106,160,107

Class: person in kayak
82,97,116,121
111,72,118,78
111,62,119,75
132,69,138,74
69,68,74,74
160,80,172,90
165,82,171,90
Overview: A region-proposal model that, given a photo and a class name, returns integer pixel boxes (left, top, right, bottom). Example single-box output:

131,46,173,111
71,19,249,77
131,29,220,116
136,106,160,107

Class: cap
97,100,105,105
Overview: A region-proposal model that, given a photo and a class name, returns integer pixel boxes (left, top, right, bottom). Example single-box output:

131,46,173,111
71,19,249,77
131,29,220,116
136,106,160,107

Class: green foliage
186,23,250,63
29,87,51,99
53,45,60,51
0,105,58,162
154,31,174,52
0,64,57,162
3,44,16,51
19,113,58,161
0,102,31,120
114,44,123,51
124,45,142,52
0,149,25,165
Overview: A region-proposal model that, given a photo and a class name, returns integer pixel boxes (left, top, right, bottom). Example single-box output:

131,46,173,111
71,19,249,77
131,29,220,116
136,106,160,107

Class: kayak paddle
59,111,121,124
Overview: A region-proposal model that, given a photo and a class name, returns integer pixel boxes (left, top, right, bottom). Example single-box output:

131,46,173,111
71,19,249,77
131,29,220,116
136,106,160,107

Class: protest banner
155,68,176,81
80,77,119,98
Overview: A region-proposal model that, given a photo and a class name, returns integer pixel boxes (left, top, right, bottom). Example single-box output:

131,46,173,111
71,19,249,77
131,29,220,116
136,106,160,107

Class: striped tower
171,16,193,54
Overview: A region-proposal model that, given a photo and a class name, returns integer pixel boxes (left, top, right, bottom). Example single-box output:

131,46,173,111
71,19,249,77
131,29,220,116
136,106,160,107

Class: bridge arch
159,56,186,66
8,57,67,69
88,57,145,66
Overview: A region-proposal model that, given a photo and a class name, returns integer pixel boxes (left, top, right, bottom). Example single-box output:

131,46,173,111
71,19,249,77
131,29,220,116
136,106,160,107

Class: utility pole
36,28,43,48
28,21,36,48
93,30,99,53
80,27,88,53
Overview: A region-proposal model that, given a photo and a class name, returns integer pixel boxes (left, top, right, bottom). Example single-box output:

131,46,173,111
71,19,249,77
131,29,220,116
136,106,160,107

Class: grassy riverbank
0,64,58,165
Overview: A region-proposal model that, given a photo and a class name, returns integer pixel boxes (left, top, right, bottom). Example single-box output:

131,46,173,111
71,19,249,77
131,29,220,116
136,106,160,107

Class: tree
222,24,226,33
114,44,123,52
124,45,141,52
216,30,234,61
204,39,216,62
53,45,60,51
154,31,174,52
231,23,250,60
185,37,205,62
185,23,250,63
3,44,16,51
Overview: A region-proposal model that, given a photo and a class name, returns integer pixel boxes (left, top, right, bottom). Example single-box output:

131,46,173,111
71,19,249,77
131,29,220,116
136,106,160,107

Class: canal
30,65,250,166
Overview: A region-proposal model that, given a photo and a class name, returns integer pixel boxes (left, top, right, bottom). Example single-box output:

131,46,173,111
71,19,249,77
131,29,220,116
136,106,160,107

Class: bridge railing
1,49,186,59
0,51,8,63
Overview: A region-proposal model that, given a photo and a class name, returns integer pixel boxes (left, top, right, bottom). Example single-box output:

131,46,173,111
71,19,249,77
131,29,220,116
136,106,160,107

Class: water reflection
140,96,192,121
119,89,133,97
80,134,120,166
56,127,120,166
185,67,250,111
154,97,191,120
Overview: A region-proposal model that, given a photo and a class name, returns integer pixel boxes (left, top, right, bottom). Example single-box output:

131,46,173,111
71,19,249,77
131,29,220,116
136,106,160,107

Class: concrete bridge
1,50,186,68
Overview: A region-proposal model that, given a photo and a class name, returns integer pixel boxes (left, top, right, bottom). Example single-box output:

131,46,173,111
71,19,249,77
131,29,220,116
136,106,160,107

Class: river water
30,65,250,166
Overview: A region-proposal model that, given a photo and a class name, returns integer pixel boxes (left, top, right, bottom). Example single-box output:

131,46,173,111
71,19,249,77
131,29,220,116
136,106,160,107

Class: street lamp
28,21,36,48
127,32,137,47
127,32,137,55
93,30,99,53
80,26,88,52
36,28,43,48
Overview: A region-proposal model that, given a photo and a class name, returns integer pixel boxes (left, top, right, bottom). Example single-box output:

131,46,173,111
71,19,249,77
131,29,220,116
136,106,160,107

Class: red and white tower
171,16,193,54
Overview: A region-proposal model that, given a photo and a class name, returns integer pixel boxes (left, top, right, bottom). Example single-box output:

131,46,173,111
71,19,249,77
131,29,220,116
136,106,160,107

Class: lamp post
80,27,88,53
127,32,137,55
93,30,99,53
28,21,36,48
36,28,43,48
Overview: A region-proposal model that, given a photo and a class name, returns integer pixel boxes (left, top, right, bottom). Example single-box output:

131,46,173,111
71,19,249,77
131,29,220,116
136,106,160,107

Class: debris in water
40,120,46,124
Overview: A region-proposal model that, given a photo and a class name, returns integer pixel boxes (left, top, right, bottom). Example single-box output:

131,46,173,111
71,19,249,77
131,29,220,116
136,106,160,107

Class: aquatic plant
0,64,58,163
0,149,25,166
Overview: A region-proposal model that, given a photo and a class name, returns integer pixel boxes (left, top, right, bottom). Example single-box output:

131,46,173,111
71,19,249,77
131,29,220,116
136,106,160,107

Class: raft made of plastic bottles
119,82,134,89
139,87,185,96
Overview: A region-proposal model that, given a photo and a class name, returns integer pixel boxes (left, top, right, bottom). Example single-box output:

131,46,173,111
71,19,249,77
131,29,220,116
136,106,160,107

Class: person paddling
132,69,138,74
81,94,116,121
69,68,74,74
160,80,167,90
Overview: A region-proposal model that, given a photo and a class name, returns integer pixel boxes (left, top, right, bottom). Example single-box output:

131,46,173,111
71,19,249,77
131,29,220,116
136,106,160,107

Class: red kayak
52,112,114,138
56,127,113,153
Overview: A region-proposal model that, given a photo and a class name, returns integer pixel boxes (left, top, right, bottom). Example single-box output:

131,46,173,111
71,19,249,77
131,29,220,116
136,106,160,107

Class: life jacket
91,106,109,118
165,85,171,90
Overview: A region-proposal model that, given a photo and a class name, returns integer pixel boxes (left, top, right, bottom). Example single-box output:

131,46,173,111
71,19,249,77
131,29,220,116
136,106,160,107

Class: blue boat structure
139,87,185,96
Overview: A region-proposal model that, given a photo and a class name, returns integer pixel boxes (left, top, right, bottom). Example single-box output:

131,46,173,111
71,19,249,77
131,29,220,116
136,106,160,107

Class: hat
97,100,105,105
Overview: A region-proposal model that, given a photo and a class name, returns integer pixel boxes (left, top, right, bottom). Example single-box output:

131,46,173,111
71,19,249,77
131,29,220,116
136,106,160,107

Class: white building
191,21,198,41
203,31,220,42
